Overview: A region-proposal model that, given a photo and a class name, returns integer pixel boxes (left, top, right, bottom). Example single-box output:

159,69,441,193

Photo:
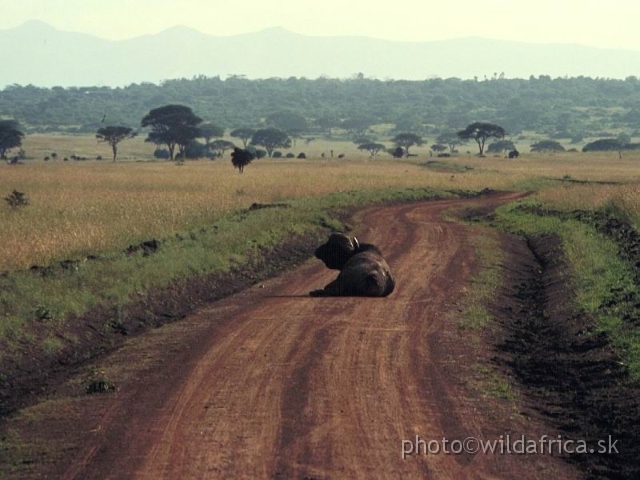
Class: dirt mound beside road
494,233,640,479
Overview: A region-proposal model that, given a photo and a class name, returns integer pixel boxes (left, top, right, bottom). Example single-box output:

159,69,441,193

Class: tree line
1,106,634,171
2,103,518,171
2,75,640,140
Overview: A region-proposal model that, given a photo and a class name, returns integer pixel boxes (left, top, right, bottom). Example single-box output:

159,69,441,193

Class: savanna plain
1,134,639,479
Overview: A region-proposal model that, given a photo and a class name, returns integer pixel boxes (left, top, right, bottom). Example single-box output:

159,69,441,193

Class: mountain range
2,20,640,87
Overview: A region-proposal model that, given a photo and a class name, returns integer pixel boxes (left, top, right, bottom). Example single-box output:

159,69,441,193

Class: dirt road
57,193,578,479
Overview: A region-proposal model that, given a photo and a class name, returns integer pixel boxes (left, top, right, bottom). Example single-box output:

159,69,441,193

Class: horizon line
3,19,639,53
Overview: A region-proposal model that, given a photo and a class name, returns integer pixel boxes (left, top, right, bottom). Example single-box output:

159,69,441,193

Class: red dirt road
56,193,579,479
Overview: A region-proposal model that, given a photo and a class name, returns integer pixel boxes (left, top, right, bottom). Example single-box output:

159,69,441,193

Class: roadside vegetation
0,179,456,413
0,150,640,354
1,139,639,421
493,198,640,379
3,140,639,270
451,176,640,380
0,136,639,478
457,230,504,331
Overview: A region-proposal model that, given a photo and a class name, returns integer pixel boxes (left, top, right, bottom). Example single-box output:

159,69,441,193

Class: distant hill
2,21,640,87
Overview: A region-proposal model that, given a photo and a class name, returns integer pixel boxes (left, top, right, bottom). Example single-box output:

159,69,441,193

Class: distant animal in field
231,147,254,173
392,147,404,158
310,233,395,297
508,149,519,159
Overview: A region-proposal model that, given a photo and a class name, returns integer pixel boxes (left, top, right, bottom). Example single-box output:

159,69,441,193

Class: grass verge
0,186,458,415
457,228,503,331
493,198,640,380
445,207,517,402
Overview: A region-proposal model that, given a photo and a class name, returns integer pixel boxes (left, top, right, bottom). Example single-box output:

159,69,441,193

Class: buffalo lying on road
310,233,395,297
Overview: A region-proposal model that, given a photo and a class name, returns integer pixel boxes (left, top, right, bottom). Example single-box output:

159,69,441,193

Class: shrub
582,139,621,152
245,146,267,159
85,368,116,394
184,140,208,159
531,140,566,152
4,190,29,209
153,148,170,159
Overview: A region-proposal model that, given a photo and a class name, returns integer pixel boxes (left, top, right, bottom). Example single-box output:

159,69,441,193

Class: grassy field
1,133,639,397
1,134,640,479
3,134,640,270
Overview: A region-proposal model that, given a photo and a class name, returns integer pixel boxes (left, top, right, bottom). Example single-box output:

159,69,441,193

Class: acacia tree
530,140,565,152
141,105,202,162
457,122,506,156
486,139,515,154
436,131,465,153
230,128,256,148
357,142,386,157
199,122,224,147
391,133,424,156
96,126,137,162
0,120,25,159
430,144,447,154
250,128,291,157
209,139,236,158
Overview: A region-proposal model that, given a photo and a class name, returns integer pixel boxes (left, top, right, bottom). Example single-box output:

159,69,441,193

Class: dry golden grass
23,133,152,161
452,151,640,184
2,136,639,271
537,183,640,226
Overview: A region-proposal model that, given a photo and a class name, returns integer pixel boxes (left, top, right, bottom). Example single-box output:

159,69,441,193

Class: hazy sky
2,0,640,50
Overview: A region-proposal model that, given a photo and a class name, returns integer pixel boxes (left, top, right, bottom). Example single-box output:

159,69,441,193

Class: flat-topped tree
391,133,424,156
486,139,515,154
250,128,291,157
209,139,236,158
530,140,566,152
199,122,224,147
230,128,256,148
430,144,447,154
96,126,137,162
436,130,466,154
141,105,202,162
357,142,386,157
457,122,505,156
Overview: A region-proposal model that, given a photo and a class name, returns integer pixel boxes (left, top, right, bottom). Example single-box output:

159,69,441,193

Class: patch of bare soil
493,233,640,479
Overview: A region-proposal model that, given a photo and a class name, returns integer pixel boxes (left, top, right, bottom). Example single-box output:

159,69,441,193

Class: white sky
2,0,640,50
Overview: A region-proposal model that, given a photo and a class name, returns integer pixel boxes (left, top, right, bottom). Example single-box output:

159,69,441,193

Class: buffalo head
311,233,395,297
